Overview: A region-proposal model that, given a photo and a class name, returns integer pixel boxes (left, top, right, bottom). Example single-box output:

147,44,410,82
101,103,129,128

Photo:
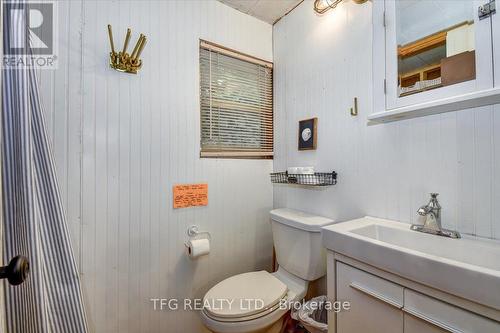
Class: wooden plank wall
38,1,274,332
273,0,500,240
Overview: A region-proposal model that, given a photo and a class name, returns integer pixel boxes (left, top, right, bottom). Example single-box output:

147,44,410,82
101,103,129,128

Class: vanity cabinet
331,255,500,333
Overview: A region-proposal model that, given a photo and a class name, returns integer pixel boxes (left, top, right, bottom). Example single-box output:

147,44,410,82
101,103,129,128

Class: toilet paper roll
186,238,210,259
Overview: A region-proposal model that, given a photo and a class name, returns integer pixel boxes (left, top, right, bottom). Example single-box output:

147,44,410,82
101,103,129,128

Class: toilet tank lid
270,208,334,232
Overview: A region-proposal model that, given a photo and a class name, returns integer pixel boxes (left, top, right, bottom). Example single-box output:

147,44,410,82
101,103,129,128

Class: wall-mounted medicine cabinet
370,0,500,124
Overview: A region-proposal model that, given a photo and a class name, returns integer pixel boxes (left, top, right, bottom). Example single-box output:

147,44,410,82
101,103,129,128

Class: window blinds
199,40,273,158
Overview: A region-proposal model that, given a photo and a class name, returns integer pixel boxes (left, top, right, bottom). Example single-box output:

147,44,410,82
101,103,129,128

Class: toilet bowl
200,208,334,333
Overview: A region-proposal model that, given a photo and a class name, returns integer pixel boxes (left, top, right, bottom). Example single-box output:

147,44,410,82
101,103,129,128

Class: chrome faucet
417,193,442,230
411,193,461,239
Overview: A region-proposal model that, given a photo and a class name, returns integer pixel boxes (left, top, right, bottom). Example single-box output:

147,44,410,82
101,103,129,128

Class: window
199,40,273,158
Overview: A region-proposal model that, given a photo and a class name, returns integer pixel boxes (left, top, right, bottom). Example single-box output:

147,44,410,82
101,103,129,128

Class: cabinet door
493,0,500,86
384,0,494,110
404,289,500,333
336,262,404,333
404,314,450,333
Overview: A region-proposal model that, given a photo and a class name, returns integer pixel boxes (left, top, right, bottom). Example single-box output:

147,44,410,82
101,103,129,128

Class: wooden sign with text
173,184,208,209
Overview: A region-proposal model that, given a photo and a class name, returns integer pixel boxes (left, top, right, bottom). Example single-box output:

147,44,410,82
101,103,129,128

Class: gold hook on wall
107,24,147,74
350,97,358,116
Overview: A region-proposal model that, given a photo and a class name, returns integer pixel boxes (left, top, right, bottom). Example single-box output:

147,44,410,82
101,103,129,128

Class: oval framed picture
298,117,317,150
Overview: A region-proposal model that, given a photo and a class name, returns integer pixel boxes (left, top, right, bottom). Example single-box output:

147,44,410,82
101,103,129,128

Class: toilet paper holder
186,225,211,241
185,225,211,258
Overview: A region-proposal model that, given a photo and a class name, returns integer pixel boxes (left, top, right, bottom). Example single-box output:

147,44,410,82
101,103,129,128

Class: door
336,262,404,333
0,0,6,329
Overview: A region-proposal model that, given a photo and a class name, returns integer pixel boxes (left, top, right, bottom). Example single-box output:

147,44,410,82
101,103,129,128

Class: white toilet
200,208,334,333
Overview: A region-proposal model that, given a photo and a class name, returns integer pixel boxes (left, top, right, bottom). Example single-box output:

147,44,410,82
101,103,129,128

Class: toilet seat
200,267,308,333
203,271,288,320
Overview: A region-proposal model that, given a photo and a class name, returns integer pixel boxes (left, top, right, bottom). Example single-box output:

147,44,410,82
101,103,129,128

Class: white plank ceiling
218,0,303,24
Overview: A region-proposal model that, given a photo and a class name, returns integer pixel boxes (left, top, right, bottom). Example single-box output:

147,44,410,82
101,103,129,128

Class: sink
351,223,500,271
322,217,500,310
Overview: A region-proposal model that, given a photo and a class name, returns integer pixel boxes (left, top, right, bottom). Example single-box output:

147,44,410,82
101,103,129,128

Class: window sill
200,151,273,159
368,87,500,125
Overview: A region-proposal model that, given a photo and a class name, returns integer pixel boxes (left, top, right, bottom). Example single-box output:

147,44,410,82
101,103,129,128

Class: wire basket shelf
270,171,337,186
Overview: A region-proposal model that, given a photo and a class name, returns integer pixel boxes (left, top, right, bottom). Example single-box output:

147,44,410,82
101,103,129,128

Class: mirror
396,1,475,97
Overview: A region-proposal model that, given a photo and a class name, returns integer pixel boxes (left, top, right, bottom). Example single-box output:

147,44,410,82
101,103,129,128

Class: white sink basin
322,217,500,310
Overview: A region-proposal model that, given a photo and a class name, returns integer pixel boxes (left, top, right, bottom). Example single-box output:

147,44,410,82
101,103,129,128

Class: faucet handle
430,193,439,198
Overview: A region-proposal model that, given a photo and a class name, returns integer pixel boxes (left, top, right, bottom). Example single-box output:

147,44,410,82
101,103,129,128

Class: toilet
200,208,334,333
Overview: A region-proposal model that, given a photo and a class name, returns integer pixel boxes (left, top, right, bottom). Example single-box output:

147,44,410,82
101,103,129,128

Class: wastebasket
290,295,328,333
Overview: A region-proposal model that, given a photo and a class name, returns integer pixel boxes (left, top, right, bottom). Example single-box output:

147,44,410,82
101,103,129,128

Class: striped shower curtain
1,1,88,332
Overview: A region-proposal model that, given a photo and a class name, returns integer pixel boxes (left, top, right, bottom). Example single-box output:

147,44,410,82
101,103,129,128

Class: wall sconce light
313,0,342,14
107,24,147,74
314,0,368,14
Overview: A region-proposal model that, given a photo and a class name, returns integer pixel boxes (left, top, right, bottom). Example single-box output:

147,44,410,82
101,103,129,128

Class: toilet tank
270,208,334,281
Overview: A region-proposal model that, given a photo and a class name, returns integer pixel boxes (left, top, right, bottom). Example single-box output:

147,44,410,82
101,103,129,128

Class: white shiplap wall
39,1,273,332
273,0,500,240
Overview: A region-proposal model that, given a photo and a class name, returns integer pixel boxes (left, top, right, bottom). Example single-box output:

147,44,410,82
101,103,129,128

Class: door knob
0,255,29,285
